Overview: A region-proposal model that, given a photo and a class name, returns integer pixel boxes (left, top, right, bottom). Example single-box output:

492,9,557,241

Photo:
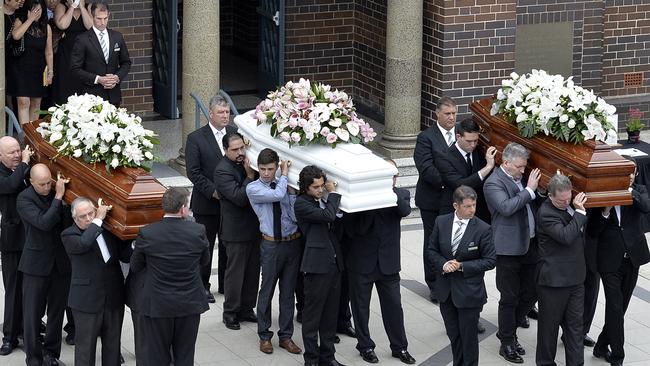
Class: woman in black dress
3,0,24,114
11,0,53,125
52,0,91,104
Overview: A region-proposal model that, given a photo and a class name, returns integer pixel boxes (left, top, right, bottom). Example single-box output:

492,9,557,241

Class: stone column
175,0,219,169
376,0,422,157
0,13,5,135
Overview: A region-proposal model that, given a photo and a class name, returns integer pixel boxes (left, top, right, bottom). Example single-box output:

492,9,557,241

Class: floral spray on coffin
23,94,166,239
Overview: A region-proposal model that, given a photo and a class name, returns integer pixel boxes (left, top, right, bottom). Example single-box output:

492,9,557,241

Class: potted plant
626,107,645,143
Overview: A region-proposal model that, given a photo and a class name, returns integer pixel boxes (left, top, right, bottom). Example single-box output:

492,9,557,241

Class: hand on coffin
280,160,289,176
325,181,336,193
22,145,33,163
527,168,541,191
602,206,612,217
243,157,255,179
573,192,587,211
54,174,68,200
485,146,497,168
97,198,113,211
287,186,298,195
96,205,110,220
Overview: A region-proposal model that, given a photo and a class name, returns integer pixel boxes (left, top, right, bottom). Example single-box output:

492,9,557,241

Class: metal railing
5,107,23,141
189,90,240,131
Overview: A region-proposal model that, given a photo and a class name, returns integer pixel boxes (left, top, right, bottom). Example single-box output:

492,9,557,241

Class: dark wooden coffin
471,98,634,207
23,120,166,239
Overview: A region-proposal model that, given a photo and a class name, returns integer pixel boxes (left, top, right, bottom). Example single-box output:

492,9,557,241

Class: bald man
0,137,31,356
17,164,71,366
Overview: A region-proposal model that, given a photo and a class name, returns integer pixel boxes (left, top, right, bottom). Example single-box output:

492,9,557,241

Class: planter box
234,111,397,212
471,98,634,207
23,121,166,240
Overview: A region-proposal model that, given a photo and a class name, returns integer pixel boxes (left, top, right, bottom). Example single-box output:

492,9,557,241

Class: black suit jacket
414,125,449,212
436,144,491,222
294,193,344,274
344,187,411,275
214,158,260,242
185,124,237,215
130,217,210,318
427,213,495,308
17,187,71,276
0,162,29,252
61,223,132,313
536,199,587,287
70,28,131,105
588,184,650,273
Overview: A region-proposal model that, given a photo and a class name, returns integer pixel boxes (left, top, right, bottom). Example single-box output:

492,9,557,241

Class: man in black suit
345,161,416,365
70,1,131,106
130,187,210,366
214,132,261,330
436,118,496,223
414,96,457,301
61,197,132,366
0,137,31,355
295,165,346,366
535,174,587,366
588,162,650,366
185,94,237,301
427,185,496,366
17,164,71,366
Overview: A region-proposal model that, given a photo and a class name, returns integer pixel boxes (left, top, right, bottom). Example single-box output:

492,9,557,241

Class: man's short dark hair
453,185,477,204
162,187,189,214
298,165,326,194
91,1,109,15
257,148,279,166
222,132,244,150
436,96,457,110
548,174,572,196
457,118,479,136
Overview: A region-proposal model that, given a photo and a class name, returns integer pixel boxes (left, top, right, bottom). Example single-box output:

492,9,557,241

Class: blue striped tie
99,31,109,63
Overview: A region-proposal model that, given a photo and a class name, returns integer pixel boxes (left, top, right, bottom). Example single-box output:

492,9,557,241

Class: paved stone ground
3,218,650,365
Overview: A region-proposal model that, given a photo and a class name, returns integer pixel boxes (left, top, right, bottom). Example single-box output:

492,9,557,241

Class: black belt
262,232,301,242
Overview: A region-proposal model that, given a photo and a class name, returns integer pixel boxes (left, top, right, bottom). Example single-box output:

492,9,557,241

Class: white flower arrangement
254,78,377,147
491,69,618,144
36,94,159,171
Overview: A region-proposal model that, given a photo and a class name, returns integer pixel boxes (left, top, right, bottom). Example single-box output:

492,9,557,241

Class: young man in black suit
427,185,496,366
294,165,345,366
344,160,416,365
185,94,237,301
435,118,496,223
130,187,210,366
414,96,457,302
70,1,131,106
61,197,132,366
589,161,650,366
214,132,261,330
535,174,588,366
0,137,31,356
17,164,70,366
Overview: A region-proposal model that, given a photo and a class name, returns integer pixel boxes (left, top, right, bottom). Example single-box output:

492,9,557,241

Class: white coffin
234,110,397,212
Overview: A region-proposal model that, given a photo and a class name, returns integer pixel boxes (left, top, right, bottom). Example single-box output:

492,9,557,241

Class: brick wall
602,1,650,97
110,0,153,114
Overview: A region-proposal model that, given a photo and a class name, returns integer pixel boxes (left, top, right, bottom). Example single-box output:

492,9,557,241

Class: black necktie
465,152,473,174
270,182,282,240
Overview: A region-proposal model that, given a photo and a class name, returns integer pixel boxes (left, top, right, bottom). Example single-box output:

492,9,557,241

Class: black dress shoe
120,353,125,363
206,290,216,303
337,325,357,338
499,344,524,363
304,363,318,366
527,307,538,320
392,349,416,364
518,317,530,328
296,311,303,323
0,341,18,356
238,312,258,323
223,317,241,330
333,335,340,344
477,321,486,334
515,341,526,356
583,334,595,347
64,333,75,345
429,291,438,303
593,347,612,361
319,360,346,366
360,349,378,363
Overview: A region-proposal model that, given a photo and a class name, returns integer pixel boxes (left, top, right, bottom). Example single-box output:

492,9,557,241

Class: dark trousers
295,239,305,314
222,239,260,318
140,314,200,366
536,284,584,366
495,247,537,346
302,266,341,365
257,239,301,341
131,310,145,365
583,265,600,335
22,270,70,366
439,299,481,366
1,251,22,343
64,307,75,336
595,258,638,362
337,268,353,330
72,307,124,366
421,209,439,296
194,214,226,292
348,269,408,353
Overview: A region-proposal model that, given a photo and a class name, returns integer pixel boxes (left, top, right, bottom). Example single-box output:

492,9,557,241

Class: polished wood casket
23,121,166,240
470,98,634,207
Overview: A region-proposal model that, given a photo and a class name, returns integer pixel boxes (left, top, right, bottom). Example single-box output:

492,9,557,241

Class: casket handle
555,169,573,179
243,137,251,147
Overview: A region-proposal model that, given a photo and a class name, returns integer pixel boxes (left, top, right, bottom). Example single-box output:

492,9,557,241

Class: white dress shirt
208,123,227,155
437,123,455,147
91,218,110,263
450,212,470,245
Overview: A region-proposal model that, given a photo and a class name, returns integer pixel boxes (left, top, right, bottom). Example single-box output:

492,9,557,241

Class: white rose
73,149,82,158
110,158,119,168
112,145,121,153
559,114,569,123
516,113,528,123
144,151,153,159
568,119,576,129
